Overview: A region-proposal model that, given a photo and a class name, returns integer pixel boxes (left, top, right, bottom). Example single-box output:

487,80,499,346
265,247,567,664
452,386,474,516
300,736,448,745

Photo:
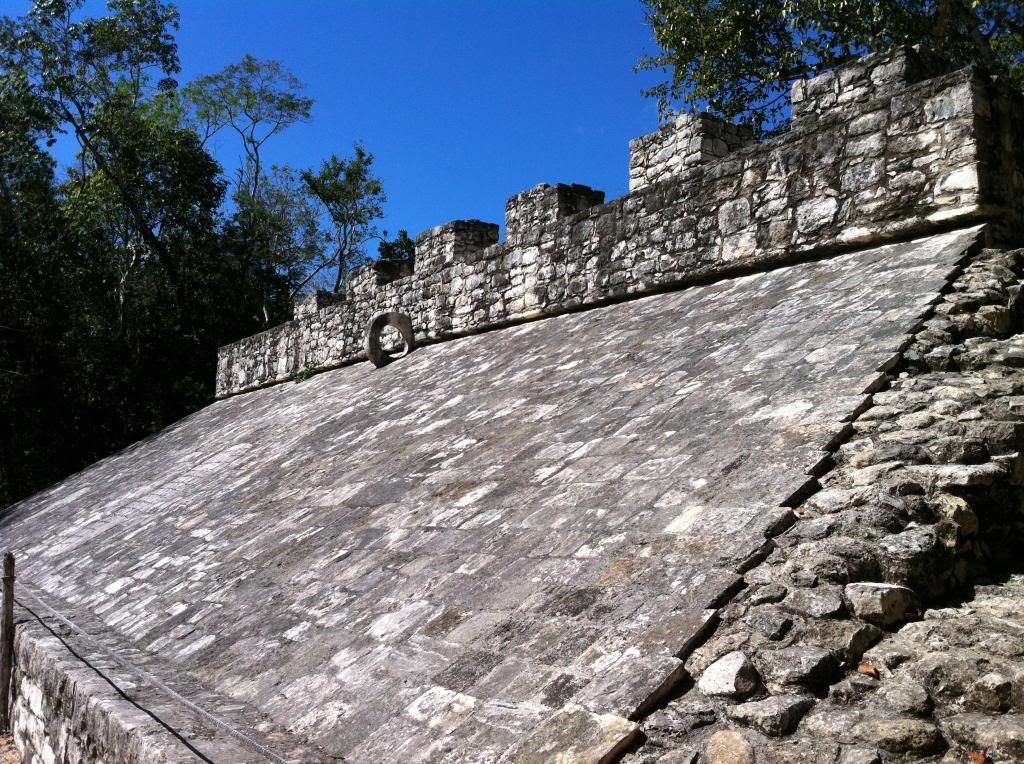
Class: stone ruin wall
12,46,1024,764
216,46,1024,398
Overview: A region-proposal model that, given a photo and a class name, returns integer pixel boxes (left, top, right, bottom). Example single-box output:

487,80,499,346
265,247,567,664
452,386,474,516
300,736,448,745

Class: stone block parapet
293,289,344,320
791,46,949,126
414,219,499,277
628,112,754,191
216,49,1024,398
505,183,606,247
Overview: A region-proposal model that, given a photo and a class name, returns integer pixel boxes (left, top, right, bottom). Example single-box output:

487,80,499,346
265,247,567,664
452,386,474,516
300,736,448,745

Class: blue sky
10,0,665,240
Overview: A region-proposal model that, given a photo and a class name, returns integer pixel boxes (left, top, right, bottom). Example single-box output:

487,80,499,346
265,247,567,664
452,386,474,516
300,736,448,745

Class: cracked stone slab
498,705,641,763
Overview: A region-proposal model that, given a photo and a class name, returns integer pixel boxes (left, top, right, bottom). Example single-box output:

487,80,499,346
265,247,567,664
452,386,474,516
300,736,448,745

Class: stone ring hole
365,311,415,368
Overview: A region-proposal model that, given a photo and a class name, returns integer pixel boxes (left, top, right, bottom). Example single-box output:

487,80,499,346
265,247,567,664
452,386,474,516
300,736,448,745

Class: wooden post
0,553,14,731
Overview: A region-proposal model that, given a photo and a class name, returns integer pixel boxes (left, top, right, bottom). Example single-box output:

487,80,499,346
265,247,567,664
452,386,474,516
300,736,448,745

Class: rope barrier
15,578,291,764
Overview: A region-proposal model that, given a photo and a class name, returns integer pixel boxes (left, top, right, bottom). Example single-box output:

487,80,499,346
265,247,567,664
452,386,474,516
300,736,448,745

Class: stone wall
216,46,1023,398
627,112,754,191
628,242,1024,764
10,618,193,764
9,601,325,763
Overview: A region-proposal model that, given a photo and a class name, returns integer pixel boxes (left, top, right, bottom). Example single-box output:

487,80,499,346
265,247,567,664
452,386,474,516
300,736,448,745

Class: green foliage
0,1,341,506
0,1,401,506
300,145,387,293
378,229,416,263
183,54,313,200
639,0,1024,133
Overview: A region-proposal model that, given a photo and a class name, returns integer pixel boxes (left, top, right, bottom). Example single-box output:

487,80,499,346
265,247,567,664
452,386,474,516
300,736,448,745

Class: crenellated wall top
216,47,1024,397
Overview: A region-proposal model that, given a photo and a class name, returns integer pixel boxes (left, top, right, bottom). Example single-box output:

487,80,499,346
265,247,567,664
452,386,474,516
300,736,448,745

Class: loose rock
850,718,943,755
759,646,838,689
704,729,756,764
726,695,815,736
844,583,918,626
698,651,760,699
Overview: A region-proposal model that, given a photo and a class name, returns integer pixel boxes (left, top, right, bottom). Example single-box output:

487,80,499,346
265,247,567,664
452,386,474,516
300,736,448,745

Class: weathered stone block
697,650,760,699
414,219,499,277
628,112,754,192
294,289,344,319
505,183,605,247
791,46,949,127
725,694,815,736
844,582,918,626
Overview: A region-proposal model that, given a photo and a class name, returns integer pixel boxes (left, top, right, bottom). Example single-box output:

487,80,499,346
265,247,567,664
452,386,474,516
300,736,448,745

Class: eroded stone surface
634,245,1024,763
0,229,976,761
844,583,919,626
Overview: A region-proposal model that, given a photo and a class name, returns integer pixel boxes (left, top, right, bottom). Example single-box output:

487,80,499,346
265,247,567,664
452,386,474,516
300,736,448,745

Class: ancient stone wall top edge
216,46,1022,396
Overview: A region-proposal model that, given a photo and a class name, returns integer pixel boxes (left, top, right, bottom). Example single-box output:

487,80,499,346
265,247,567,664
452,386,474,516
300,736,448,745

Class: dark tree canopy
639,0,1024,133
0,1,400,506
300,145,387,293
378,230,416,263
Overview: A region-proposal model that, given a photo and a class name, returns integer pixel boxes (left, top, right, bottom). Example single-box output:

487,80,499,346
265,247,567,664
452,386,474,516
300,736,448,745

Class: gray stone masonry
629,242,1024,762
0,227,982,761
627,113,755,192
10,592,326,763
790,47,950,127
294,290,344,320
505,183,606,247
216,46,1024,398
11,43,1024,764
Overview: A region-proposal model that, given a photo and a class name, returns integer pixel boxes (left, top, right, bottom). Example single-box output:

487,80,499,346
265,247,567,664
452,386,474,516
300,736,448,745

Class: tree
183,55,319,317
378,230,416,263
638,0,1024,133
0,67,72,504
0,0,187,279
183,55,313,201
299,144,386,294
0,1,399,507
221,164,323,319
0,1,293,506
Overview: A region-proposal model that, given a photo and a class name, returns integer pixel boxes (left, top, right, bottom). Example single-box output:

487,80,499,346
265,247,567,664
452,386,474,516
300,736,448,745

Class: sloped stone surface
0,228,975,760
635,245,1024,763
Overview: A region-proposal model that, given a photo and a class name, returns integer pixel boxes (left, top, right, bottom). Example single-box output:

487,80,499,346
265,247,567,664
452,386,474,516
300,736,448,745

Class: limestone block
499,706,639,763
697,651,759,699
844,582,918,626
414,219,499,277
725,694,815,736
505,183,605,246
628,112,753,192
704,729,756,764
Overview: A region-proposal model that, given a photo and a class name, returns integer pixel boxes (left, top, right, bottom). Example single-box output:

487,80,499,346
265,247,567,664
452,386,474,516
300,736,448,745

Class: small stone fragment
968,672,1012,713
697,651,760,699
844,582,918,626
726,694,815,736
705,729,755,764
759,645,838,688
839,747,881,764
874,678,932,717
851,718,943,754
